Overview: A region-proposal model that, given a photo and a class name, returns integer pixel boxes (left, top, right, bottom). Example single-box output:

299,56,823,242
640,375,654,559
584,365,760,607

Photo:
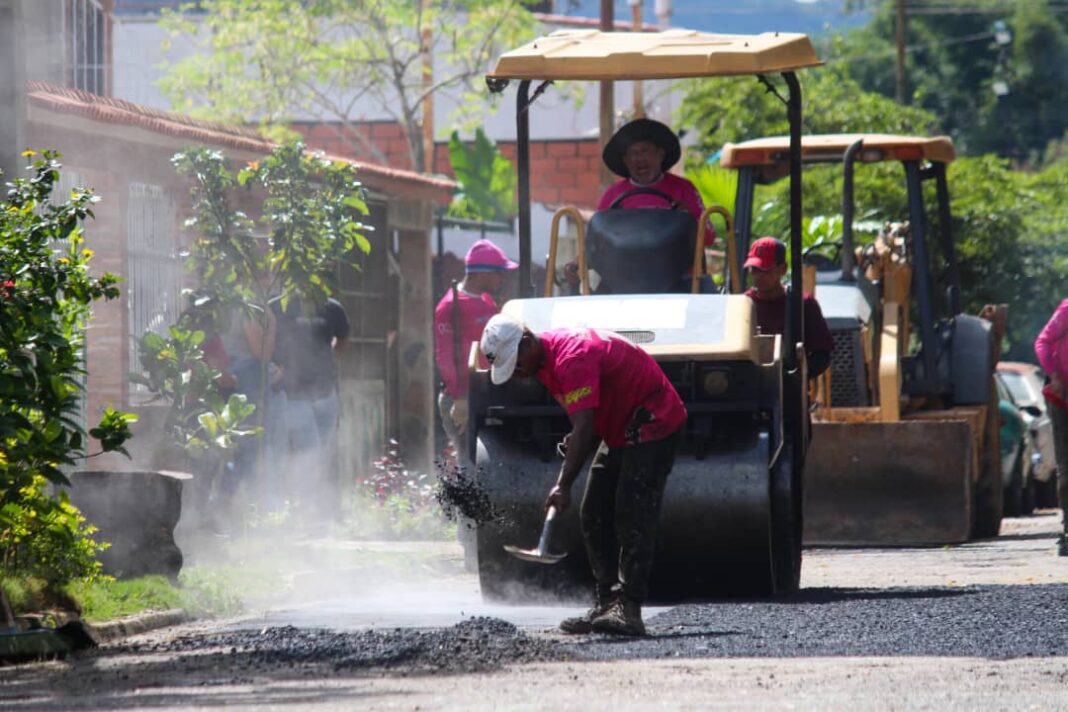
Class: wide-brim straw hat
602,118,682,178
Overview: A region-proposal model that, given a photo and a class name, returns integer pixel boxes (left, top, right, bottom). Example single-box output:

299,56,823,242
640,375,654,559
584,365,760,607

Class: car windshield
999,371,1038,407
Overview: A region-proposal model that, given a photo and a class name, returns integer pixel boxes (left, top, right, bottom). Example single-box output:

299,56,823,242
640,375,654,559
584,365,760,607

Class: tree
446,128,517,222
0,151,136,583
171,141,370,501
676,65,937,163
834,0,1068,165
159,0,540,173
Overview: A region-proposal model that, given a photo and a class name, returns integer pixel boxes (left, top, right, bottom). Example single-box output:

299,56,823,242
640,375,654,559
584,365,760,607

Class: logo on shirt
561,386,592,406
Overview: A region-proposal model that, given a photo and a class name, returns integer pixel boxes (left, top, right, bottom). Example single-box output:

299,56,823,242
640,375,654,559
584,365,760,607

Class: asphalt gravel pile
130,616,570,675
569,583,1068,660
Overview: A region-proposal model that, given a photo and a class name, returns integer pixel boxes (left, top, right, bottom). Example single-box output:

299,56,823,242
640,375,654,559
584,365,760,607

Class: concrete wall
0,0,67,181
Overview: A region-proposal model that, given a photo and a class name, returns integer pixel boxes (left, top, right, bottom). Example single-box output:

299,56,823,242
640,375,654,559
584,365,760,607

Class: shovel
503,505,568,564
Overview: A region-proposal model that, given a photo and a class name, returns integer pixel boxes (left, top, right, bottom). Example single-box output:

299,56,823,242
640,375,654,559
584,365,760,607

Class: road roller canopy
486,29,822,82
721,134,956,169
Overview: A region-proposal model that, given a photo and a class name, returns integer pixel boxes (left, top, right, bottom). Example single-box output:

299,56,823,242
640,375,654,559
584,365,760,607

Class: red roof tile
25,81,457,201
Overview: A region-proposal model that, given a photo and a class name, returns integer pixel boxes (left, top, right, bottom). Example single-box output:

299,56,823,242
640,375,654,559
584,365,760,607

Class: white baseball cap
480,313,526,385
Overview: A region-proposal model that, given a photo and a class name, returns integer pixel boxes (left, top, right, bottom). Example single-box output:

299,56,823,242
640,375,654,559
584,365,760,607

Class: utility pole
629,0,645,119
895,0,907,105
599,0,614,188
421,0,435,172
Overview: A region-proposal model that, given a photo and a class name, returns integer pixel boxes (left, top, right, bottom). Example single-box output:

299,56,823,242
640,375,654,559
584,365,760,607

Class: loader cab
720,134,981,406
721,134,1005,545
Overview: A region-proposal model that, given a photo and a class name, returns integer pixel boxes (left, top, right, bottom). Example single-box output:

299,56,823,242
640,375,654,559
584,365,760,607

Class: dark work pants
1046,399,1068,532
579,432,677,603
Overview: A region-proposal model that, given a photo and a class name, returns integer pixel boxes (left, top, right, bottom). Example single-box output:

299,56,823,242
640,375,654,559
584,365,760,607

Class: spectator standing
274,295,351,525
434,239,518,448
1034,299,1068,556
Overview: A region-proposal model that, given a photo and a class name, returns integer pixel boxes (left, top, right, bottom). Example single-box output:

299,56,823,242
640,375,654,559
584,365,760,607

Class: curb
88,608,193,644
0,609,192,665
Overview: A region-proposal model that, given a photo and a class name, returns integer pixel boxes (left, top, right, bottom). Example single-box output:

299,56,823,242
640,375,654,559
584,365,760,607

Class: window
65,0,112,95
126,183,181,399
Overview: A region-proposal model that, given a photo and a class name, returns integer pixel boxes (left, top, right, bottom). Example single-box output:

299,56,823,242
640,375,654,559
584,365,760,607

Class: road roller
465,29,822,601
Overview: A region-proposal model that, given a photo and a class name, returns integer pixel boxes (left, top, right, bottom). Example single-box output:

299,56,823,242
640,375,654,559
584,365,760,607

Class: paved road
2,513,1067,711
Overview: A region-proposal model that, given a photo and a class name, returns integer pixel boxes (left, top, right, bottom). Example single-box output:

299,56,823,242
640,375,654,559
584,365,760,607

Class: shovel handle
536,506,558,553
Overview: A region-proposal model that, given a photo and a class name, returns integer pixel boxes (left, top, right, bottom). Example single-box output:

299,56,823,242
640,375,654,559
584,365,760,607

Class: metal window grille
126,183,180,400
65,0,111,95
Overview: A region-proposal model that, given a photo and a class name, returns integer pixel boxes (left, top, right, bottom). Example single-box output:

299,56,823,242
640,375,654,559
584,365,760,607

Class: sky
562,0,870,36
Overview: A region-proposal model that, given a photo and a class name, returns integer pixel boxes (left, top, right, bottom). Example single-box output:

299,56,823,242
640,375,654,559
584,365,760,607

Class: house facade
2,0,456,479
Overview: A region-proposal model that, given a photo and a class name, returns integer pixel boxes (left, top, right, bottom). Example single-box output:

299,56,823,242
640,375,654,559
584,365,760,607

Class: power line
824,29,996,65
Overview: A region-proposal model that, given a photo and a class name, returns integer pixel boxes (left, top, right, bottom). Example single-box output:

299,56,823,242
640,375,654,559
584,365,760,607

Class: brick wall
294,121,605,209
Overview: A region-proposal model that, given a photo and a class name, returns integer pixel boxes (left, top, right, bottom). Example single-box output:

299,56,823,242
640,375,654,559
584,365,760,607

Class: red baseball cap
465,239,518,273
744,237,787,271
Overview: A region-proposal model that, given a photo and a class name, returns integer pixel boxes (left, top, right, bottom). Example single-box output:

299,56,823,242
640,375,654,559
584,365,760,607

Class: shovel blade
502,544,568,565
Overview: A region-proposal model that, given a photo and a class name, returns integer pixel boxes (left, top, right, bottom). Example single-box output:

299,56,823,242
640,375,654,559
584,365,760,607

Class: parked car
996,361,1058,511
995,375,1034,516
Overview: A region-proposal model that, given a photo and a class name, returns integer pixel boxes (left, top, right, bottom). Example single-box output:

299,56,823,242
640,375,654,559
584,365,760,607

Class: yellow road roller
465,30,822,601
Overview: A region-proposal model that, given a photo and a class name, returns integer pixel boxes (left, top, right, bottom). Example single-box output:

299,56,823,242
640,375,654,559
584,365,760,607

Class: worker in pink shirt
597,118,708,223
434,240,517,445
481,314,687,637
564,118,714,293
1034,298,1068,556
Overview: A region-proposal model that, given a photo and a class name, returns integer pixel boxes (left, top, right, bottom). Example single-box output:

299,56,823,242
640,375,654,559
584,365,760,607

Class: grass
3,487,463,625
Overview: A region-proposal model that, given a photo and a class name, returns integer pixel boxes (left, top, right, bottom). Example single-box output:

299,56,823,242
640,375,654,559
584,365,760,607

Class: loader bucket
803,420,974,545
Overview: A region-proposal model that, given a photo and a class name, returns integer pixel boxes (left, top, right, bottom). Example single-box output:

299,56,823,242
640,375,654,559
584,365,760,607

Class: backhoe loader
720,134,1004,545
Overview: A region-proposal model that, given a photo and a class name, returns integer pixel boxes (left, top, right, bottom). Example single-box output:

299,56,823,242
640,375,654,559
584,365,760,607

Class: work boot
591,596,646,637
559,590,614,634
1059,533,1068,557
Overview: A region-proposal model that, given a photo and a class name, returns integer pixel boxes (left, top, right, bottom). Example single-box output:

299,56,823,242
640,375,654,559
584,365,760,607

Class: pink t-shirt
1035,298,1068,407
536,327,687,448
597,172,715,247
434,288,498,397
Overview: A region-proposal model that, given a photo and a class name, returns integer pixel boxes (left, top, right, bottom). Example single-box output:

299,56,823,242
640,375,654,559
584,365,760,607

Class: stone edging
88,609,192,644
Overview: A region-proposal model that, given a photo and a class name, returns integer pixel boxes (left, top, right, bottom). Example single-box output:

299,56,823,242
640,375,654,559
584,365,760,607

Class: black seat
585,208,697,294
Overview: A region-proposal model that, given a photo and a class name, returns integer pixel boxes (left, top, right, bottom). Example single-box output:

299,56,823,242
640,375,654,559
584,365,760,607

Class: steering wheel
608,187,679,210
803,238,844,272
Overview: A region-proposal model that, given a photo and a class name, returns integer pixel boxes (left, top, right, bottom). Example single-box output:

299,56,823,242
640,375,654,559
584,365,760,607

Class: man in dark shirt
744,237,833,379
274,296,350,523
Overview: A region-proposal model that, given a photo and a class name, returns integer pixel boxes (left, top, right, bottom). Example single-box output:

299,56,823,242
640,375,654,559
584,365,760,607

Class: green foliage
0,150,134,585
677,66,938,163
159,0,540,172
132,320,258,460
168,141,369,487
173,142,370,313
64,569,246,621
348,442,452,540
0,476,107,583
830,0,1068,165
446,128,517,221
685,163,737,238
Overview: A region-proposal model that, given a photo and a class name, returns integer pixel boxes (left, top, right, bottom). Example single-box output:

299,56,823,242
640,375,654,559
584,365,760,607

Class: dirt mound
143,616,568,675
